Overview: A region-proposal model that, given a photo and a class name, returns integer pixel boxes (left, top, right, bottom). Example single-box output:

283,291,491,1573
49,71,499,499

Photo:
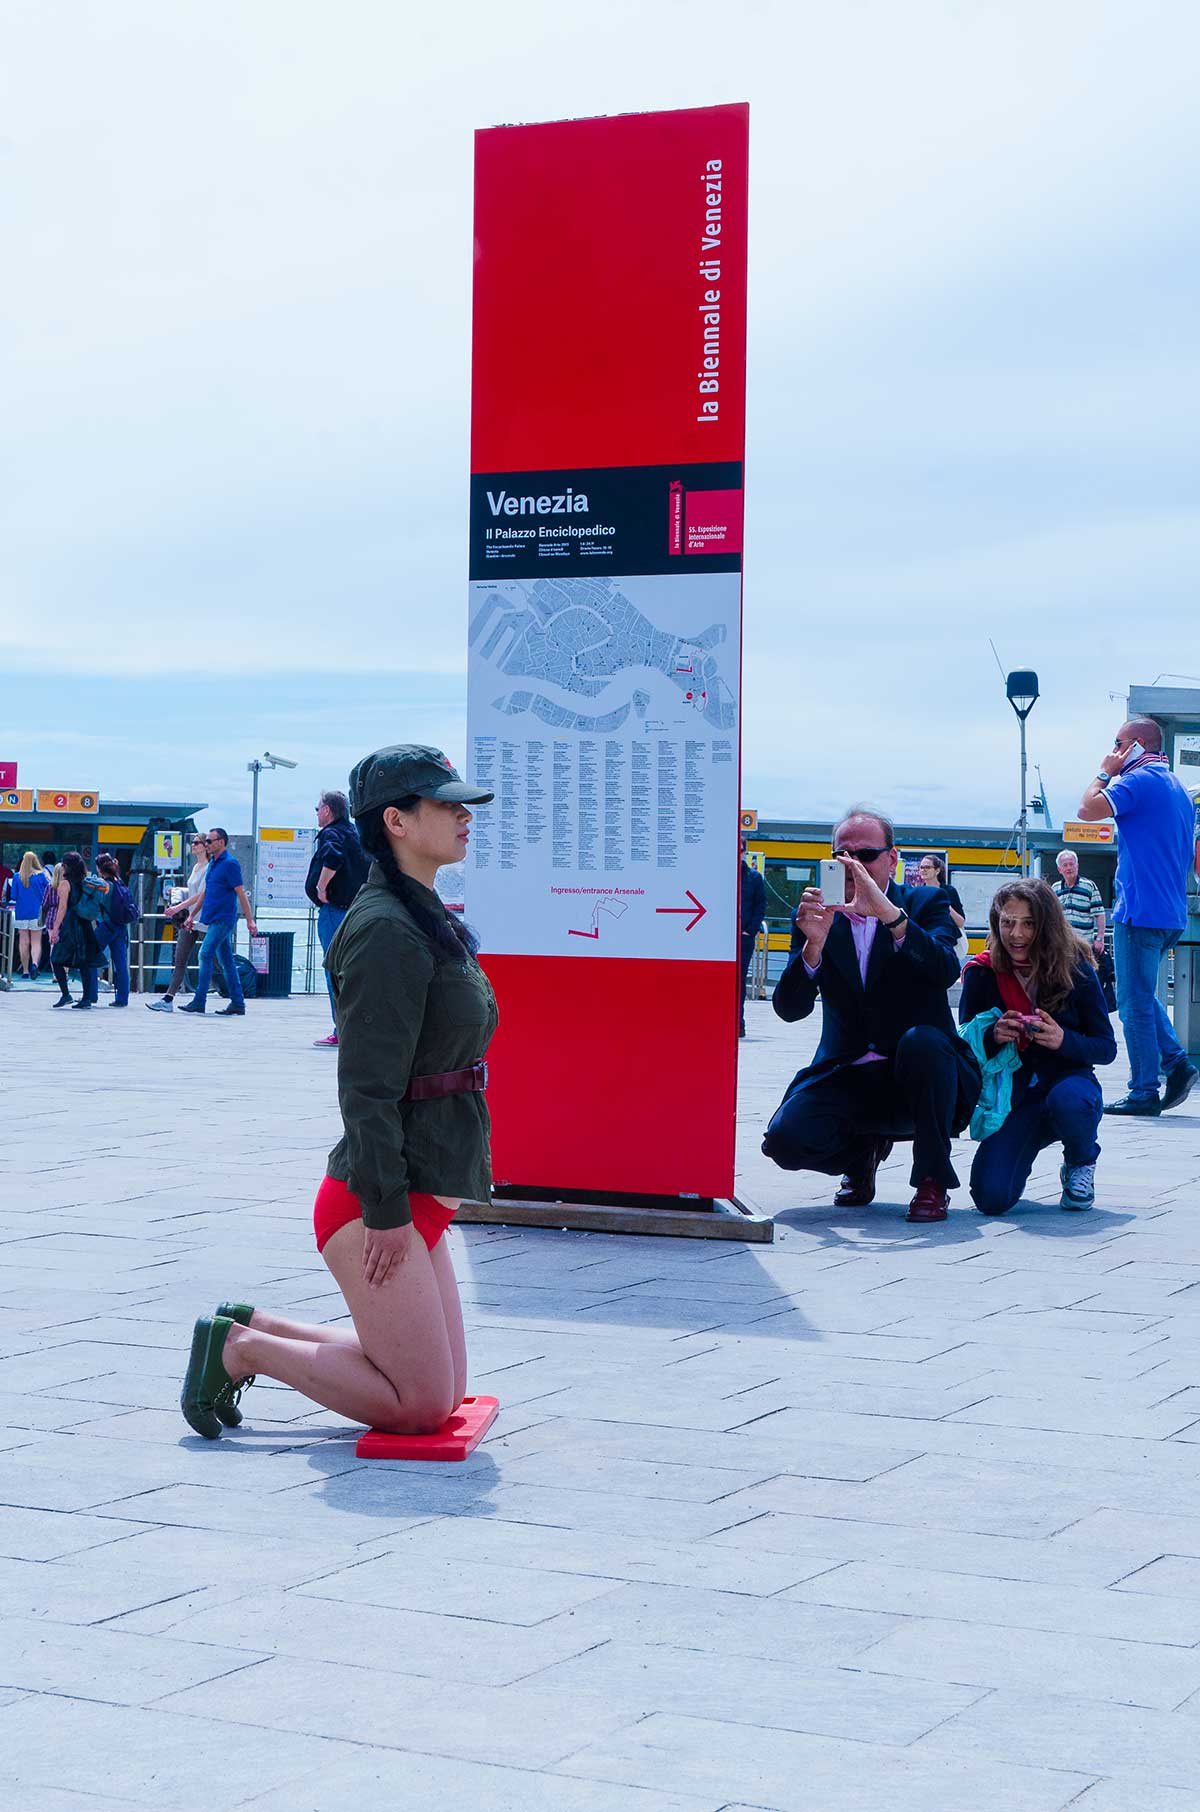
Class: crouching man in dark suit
762,808,982,1223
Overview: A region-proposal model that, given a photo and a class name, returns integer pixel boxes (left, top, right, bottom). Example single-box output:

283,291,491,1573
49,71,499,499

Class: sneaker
1103,1093,1161,1117
215,1004,245,1017
177,1001,206,1015
1162,1061,1200,1113
212,1305,256,1427
1059,1162,1096,1210
180,1315,237,1439
312,1032,338,1048
146,997,174,1012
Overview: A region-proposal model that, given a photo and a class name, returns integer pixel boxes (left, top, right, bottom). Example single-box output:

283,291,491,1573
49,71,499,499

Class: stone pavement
2,982,1200,1812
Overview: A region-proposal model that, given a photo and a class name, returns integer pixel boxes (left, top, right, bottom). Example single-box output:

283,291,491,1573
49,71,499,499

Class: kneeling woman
181,745,497,1438
960,879,1115,1214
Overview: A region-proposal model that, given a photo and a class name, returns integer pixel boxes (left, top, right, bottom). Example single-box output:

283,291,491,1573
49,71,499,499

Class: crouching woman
960,879,1116,1214
180,745,497,1439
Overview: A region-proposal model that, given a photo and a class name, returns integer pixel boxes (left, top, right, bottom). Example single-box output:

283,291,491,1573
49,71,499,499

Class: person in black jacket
306,789,369,1049
959,878,1116,1214
763,808,981,1223
739,837,767,1038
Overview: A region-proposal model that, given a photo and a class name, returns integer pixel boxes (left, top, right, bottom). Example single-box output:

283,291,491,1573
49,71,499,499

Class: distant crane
1031,764,1053,831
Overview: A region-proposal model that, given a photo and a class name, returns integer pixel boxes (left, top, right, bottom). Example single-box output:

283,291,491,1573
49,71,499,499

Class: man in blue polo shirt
178,829,257,1018
1077,717,1198,1115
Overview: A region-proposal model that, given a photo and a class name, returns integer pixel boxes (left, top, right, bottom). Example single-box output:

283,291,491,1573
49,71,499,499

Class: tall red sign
468,104,749,1200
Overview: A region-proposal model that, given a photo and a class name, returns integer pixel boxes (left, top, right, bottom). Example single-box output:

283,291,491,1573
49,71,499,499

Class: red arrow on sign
656,890,706,932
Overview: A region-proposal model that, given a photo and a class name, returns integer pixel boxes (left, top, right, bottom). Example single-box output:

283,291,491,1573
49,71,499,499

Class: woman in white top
146,834,208,1011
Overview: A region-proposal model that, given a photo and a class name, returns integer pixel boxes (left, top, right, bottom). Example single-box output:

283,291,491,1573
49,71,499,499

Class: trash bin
253,930,294,999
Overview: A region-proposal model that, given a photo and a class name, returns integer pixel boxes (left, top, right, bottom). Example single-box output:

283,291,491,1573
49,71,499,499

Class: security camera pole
247,751,298,909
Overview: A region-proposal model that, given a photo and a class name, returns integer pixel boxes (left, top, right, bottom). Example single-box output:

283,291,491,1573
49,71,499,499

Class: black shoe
52,996,73,1008
215,1004,245,1016
70,1001,94,1011
1162,1062,1200,1112
108,1001,128,1009
177,1002,206,1015
1103,1093,1162,1117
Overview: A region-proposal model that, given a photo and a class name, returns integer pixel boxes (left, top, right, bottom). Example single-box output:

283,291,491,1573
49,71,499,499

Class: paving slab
2,987,1199,1808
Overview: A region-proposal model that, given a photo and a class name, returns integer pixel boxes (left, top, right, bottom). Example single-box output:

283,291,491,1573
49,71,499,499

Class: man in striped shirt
1053,850,1106,955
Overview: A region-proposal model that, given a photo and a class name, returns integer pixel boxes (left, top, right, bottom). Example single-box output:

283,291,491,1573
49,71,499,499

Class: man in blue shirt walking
177,829,257,1018
1077,717,1198,1115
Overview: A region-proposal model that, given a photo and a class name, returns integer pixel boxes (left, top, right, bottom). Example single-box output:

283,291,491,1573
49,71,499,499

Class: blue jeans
79,964,99,1006
95,923,130,1005
970,1071,1103,1214
194,922,243,1010
317,903,347,1025
1114,922,1185,1100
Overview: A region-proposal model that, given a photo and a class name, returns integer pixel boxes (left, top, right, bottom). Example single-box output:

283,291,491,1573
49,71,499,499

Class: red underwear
313,1176,456,1255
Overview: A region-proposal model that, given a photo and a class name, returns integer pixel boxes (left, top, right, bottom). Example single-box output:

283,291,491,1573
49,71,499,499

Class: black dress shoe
215,1004,245,1016
1103,1094,1162,1117
1162,1062,1199,1112
833,1138,892,1208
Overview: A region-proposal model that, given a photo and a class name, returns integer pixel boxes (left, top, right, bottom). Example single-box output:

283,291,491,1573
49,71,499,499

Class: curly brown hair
987,878,1095,1011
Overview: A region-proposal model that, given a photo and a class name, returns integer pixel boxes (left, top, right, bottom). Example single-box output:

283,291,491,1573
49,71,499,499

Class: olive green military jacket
324,866,498,1230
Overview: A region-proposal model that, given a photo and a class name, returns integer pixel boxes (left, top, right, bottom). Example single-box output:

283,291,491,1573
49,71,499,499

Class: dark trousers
738,931,757,1032
52,961,71,1000
762,1025,970,1189
970,1072,1103,1215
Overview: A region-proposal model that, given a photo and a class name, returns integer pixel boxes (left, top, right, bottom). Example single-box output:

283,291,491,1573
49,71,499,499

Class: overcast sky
3,0,1197,833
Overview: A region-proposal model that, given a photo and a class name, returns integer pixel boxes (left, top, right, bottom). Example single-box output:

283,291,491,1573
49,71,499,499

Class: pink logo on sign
684,489,743,556
0,763,16,788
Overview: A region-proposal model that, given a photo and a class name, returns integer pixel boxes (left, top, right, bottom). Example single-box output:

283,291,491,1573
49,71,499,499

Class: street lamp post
247,751,298,909
1005,670,1040,876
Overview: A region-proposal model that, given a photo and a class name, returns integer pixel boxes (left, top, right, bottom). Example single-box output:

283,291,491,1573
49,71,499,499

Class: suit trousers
762,1025,966,1190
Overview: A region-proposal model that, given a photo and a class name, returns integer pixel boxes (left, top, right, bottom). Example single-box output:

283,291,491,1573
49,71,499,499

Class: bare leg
222,1219,458,1433
429,1234,467,1409
246,1306,360,1348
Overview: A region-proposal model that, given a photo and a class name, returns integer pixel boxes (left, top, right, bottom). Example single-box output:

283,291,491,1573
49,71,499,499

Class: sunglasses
833,846,889,863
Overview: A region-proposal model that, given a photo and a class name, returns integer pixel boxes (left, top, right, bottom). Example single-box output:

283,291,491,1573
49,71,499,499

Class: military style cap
349,745,494,818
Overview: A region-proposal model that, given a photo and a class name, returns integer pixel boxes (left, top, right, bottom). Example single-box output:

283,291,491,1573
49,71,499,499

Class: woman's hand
1029,1009,1064,1050
362,1221,419,1289
992,1011,1027,1045
48,927,59,947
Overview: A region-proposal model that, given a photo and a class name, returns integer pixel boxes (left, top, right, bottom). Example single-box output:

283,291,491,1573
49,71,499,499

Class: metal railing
0,906,13,990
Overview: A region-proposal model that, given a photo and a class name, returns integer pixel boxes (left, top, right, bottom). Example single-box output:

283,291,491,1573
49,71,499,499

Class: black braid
356,802,479,961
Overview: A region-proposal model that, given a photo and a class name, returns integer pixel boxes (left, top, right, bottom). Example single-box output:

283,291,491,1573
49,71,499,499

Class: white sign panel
466,571,740,960
258,828,314,911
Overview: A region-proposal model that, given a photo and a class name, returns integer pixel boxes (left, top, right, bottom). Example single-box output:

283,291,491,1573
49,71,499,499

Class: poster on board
467,102,749,1201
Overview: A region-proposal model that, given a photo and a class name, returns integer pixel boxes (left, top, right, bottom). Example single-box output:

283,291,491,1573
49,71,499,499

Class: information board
258,828,314,911
467,103,749,1201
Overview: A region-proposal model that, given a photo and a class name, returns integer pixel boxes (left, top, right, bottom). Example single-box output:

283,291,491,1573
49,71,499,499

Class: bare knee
373,1389,453,1436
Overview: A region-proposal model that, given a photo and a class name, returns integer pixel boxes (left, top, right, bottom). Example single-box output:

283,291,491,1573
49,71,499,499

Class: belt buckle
476,1061,489,1090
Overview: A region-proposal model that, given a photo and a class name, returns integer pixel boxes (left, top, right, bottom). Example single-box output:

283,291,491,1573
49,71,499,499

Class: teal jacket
959,1008,1021,1140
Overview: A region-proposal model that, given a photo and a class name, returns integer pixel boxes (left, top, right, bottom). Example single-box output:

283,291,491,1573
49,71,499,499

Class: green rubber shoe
211,1305,256,1426
180,1315,237,1439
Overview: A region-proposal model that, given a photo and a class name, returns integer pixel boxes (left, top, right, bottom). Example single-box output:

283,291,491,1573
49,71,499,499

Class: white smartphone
818,858,848,905
1120,740,1146,771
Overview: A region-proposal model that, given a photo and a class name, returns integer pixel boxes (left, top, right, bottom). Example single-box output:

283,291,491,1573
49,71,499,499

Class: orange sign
0,790,34,812
35,790,99,814
739,808,758,832
1062,820,1115,844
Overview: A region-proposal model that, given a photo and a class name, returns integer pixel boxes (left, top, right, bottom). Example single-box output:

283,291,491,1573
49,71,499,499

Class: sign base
458,1190,773,1243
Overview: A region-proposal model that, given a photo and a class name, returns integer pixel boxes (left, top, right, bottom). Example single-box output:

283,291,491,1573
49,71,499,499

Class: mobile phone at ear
1120,740,1146,770
818,858,848,905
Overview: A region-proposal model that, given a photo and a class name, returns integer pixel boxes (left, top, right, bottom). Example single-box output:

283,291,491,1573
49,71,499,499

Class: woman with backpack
959,878,1116,1214
93,853,138,1008
48,850,104,1010
180,745,497,1442
10,852,51,981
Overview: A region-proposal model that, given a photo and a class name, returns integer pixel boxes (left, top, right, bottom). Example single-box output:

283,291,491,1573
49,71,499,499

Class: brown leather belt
403,1061,488,1104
